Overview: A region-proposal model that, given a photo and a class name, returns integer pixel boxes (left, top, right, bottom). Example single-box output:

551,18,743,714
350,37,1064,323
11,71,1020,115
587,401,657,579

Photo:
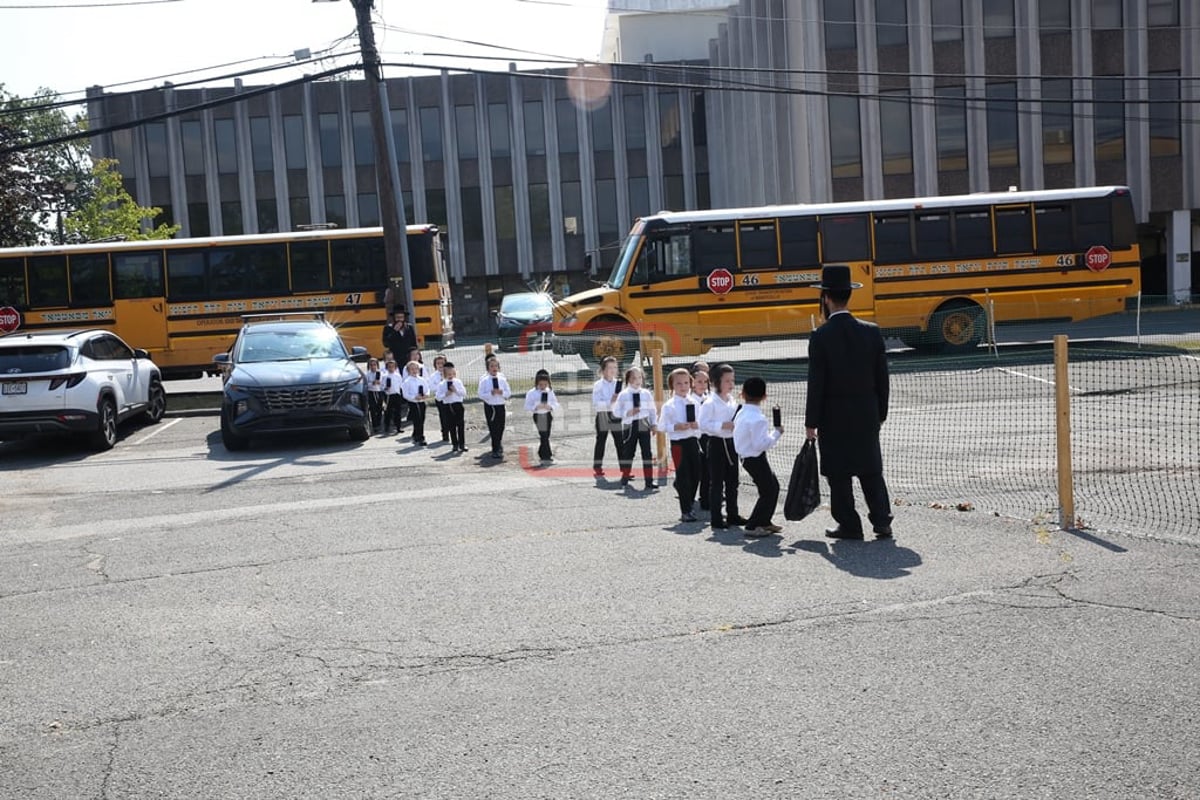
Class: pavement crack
99,722,120,800
1048,574,1199,622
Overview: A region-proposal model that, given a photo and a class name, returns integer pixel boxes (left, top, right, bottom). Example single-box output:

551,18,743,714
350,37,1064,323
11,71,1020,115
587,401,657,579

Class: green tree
0,84,90,246
66,158,179,241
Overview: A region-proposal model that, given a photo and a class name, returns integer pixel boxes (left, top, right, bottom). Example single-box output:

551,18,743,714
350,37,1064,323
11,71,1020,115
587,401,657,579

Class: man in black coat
382,307,418,362
803,265,893,540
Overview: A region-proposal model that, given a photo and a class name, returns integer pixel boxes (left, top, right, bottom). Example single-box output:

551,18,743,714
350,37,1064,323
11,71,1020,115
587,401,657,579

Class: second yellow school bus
0,224,454,378
551,186,1141,367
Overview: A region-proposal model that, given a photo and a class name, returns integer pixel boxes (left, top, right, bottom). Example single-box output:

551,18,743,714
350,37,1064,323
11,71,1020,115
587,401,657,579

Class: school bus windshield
607,221,644,287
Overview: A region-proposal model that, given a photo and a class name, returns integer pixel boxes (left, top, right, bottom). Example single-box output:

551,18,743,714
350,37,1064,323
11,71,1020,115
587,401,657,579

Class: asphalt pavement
1,392,1198,798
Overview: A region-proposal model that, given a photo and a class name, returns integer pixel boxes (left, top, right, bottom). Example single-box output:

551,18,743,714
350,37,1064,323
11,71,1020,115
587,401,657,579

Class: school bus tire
929,300,985,353
583,318,637,370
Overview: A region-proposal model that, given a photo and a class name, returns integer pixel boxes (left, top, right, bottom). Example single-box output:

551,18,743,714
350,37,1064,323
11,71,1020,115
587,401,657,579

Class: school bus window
113,252,163,299
1075,198,1114,248
331,238,386,290
738,221,778,268
69,253,112,307
208,245,287,298
167,251,207,300
820,214,871,262
406,236,433,288
693,224,736,271
637,232,692,285
0,257,27,307
915,212,953,260
954,209,994,257
290,240,331,292
873,213,913,264
28,255,69,307
1034,204,1072,253
1109,193,1137,247
995,206,1033,254
779,217,819,266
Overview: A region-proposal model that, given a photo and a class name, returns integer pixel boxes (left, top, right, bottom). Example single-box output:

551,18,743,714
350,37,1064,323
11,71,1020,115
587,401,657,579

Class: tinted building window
1093,0,1121,29
145,123,169,178
556,98,579,154
875,0,907,46
1148,0,1178,26
283,115,307,170
524,101,545,156
1094,77,1125,162
489,103,511,157
829,96,862,178
824,0,856,49
1042,78,1074,165
1039,0,1070,30
250,116,273,172
420,106,442,161
623,93,646,150
935,86,967,171
182,120,205,176
455,105,478,159
390,108,410,163
1149,71,1181,157
319,113,341,167
214,118,237,174
932,0,963,41
352,110,374,166
986,82,1018,168
880,93,912,175
983,0,1014,37
591,103,614,152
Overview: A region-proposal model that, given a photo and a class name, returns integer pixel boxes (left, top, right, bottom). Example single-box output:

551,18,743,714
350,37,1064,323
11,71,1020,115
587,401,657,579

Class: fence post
650,343,668,484
1054,334,1075,530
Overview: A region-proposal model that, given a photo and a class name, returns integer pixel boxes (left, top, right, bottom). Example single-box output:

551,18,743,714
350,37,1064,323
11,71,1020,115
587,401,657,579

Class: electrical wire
0,0,182,8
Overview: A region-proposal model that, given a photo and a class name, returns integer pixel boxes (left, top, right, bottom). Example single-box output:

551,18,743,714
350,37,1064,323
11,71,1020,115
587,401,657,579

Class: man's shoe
873,525,893,539
680,512,697,522
743,526,772,538
825,526,864,540
729,515,749,526
711,519,727,529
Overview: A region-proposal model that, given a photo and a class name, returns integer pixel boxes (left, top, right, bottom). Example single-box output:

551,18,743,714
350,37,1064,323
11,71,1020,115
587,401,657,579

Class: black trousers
827,472,892,533
697,434,711,509
435,400,449,440
593,412,621,471
483,403,506,454
385,395,405,432
447,403,465,450
533,412,553,459
619,420,654,482
367,391,385,430
670,437,702,515
741,454,780,527
408,400,427,443
708,437,740,524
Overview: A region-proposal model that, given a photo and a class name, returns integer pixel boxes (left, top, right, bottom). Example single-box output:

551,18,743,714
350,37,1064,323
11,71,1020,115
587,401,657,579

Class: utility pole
348,0,414,318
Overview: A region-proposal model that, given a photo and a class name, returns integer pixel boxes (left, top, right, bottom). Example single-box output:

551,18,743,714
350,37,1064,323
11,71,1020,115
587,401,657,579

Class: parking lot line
129,418,181,446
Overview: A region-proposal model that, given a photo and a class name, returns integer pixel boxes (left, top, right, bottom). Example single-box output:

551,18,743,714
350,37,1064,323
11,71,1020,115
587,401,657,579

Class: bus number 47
344,293,363,305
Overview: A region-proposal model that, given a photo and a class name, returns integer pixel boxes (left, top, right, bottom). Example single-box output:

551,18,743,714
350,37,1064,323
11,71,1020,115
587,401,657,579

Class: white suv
0,329,166,450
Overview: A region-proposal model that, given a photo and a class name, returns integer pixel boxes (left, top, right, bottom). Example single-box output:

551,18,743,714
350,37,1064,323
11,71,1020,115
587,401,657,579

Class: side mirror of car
212,352,230,365
349,345,369,363
133,348,152,360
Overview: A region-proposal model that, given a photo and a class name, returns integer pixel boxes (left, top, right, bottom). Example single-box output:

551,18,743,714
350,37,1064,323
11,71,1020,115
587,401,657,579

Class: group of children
591,356,785,535
362,349,784,534
363,347,558,462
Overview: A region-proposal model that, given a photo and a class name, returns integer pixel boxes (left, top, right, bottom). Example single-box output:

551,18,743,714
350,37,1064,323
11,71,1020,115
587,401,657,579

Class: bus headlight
559,312,579,328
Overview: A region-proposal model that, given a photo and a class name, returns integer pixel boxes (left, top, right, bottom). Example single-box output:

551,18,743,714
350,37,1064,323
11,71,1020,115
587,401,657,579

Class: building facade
85,63,712,334
700,0,1198,299
85,0,1197,331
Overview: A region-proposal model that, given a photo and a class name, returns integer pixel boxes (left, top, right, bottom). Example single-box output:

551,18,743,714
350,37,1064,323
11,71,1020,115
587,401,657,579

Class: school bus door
113,297,169,352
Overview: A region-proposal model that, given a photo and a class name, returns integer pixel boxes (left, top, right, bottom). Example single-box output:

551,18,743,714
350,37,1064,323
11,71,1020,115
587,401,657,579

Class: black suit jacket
383,322,418,361
804,311,889,478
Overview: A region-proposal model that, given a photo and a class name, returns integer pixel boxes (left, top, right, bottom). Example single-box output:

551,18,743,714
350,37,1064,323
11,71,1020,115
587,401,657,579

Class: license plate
2,380,27,395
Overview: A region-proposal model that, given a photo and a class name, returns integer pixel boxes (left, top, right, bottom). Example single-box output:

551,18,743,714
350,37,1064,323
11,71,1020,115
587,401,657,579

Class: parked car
496,292,555,351
212,314,371,451
0,328,166,450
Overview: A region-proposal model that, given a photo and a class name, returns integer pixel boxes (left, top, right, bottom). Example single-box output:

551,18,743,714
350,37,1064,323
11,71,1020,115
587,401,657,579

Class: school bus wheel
584,318,637,370
930,300,985,353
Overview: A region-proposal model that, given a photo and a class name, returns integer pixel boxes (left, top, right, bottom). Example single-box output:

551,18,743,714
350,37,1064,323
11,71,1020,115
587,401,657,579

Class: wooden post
1054,334,1075,530
650,343,668,483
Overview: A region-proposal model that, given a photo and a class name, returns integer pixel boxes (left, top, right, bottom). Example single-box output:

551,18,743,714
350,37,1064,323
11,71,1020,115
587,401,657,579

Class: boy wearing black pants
732,376,783,536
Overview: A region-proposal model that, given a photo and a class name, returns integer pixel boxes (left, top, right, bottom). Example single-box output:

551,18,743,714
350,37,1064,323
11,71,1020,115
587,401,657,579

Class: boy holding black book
524,368,560,462
732,376,784,536
614,366,657,491
477,356,511,459
658,367,703,522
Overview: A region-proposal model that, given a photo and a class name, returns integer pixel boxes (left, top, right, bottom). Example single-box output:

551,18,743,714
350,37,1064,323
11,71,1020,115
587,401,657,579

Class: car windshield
236,327,347,363
0,345,72,373
501,294,553,314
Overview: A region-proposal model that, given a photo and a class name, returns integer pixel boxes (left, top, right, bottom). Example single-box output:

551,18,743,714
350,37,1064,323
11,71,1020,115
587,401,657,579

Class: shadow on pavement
792,537,922,579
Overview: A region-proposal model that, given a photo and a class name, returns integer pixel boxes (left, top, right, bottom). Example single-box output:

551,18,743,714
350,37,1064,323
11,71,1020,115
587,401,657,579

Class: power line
0,0,182,7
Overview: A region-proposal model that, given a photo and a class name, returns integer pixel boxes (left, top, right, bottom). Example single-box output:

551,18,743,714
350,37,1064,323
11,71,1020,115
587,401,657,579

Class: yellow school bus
551,186,1141,366
0,224,454,378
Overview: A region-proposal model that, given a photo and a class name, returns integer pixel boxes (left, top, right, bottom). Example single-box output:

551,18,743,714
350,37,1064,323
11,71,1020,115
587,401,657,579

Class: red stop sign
0,306,20,333
1085,245,1111,272
707,268,734,295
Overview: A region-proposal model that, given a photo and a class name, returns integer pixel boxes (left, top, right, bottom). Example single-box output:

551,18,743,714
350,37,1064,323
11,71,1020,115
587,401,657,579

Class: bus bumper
550,334,578,356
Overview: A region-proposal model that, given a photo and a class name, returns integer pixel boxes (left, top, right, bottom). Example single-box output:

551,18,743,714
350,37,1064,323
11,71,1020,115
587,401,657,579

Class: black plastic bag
784,440,821,521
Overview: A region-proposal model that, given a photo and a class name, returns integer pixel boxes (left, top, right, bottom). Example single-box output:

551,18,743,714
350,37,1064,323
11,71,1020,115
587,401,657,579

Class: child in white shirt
699,363,744,529
381,358,404,436
591,355,622,478
523,368,560,462
732,376,784,536
658,367,703,522
365,356,385,433
614,366,657,491
401,360,430,446
436,361,467,453
477,356,511,459
431,354,449,443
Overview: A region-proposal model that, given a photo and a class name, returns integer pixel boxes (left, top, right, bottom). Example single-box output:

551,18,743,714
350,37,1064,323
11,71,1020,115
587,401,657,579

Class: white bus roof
0,224,439,257
647,186,1131,226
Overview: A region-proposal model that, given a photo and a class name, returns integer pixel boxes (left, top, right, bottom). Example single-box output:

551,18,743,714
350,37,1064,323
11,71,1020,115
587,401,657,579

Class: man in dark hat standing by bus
383,307,418,362
803,265,893,540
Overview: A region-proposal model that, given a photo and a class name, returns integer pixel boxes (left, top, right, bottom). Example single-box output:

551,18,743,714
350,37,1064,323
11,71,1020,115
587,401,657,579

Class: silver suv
0,329,166,450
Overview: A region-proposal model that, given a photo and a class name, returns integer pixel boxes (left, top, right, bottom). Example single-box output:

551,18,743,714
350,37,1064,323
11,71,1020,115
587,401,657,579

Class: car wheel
89,397,118,451
349,410,371,442
143,378,167,424
220,405,250,451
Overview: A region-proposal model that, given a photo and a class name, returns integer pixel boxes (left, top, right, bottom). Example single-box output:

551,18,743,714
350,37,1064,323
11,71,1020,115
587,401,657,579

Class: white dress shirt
437,377,464,404
658,393,702,440
614,387,657,428
699,393,738,439
524,387,560,414
733,402,781,458
592,377,620,413
477,372,512,405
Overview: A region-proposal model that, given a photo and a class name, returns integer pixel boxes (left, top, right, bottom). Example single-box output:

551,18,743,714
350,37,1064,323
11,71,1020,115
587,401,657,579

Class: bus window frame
820,214,872,263
736,219,779,270
113,251,165,299
872,212,914,264
994,203,1034,255
952,207,995,258
1033,202,1073,254
778,216,820,268
28,254,70,308
0,256,28,308
69,252,113,307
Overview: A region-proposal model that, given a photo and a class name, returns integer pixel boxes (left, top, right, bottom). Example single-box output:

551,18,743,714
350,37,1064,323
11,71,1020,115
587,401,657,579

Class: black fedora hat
813,264,863,290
